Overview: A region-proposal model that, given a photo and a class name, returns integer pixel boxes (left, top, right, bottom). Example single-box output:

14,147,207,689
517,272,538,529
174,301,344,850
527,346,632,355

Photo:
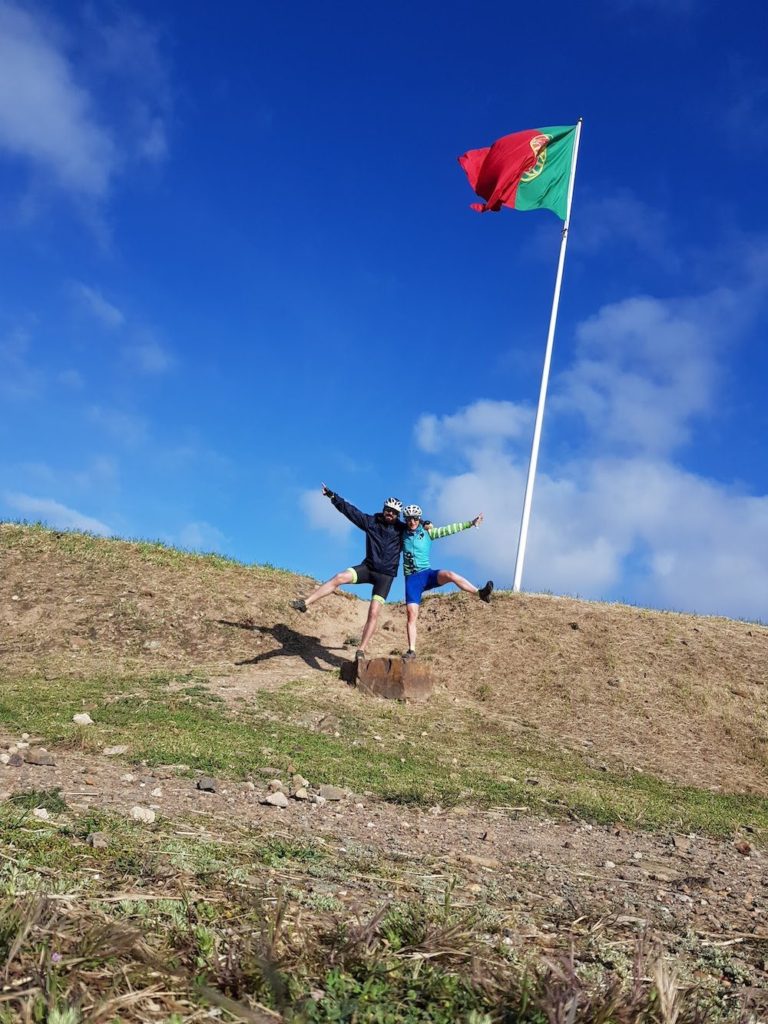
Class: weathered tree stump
340,656,434,701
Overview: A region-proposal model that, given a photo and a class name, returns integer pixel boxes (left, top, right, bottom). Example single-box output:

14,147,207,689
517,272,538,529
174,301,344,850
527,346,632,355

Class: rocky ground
3,724,768,1014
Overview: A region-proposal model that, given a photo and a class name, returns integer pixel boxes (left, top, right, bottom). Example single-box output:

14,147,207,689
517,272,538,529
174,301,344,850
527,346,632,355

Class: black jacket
330,493,405,577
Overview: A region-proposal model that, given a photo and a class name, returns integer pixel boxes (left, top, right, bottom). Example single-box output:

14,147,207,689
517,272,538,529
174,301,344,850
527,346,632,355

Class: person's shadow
218,620,349,671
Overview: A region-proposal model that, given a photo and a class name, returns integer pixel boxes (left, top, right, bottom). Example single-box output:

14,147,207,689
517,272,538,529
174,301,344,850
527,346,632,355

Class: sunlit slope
2,522,766,795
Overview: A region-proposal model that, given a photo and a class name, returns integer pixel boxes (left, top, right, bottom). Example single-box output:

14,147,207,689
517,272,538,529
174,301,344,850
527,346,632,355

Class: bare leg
358,598,383,653
436,569,478,594
406,603,419,651
305,569,355,608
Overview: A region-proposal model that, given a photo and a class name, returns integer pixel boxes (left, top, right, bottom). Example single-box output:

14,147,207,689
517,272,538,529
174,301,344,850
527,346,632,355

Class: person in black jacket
292,484,405,660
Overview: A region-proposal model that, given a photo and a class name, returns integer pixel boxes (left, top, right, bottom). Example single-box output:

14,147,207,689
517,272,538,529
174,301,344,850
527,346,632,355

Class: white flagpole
512,118,583,593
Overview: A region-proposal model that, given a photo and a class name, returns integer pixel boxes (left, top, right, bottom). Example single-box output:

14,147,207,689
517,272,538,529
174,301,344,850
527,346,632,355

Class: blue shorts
405,568,442,605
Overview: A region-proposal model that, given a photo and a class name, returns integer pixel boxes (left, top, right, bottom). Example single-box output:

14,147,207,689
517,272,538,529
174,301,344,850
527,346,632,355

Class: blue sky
1,0,767,620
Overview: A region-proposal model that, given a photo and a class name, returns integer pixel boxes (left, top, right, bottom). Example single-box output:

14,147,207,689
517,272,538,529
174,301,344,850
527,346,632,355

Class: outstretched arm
321,483,372,532
427,513,483,540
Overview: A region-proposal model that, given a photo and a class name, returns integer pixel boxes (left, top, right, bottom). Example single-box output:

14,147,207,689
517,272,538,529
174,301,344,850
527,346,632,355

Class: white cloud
73,282,125,327
9,456,119,495
553,289,745,455
72,456,119,491
300,489,353,540
0,2,115,196
85,8,171,166
0,3,171,206
424,451,768,620
124,339,174,374
574,189,678,269
4,492,112,535
0,327,42,398
178,521,227,553
415,399,533,455
58,368,84,389
88,405,148,446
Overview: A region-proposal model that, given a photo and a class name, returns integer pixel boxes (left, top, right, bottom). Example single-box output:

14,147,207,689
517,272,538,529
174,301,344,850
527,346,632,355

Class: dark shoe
291,598,307,612
403,649,416,661
478,581,494,603
355,649,366,661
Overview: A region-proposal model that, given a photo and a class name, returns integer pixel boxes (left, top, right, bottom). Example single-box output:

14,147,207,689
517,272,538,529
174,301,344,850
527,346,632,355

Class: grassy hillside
2,523,768,1023
3,522,767,798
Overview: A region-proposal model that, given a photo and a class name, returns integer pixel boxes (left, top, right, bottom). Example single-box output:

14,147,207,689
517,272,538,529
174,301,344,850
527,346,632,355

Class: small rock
292,773,309,789
736,840,752,857
16,741,29,749
130,806,156,823
151,787,162,798
268,779,285,793
244,781,256,791
604,860,616,869
87,832,109,849
73,713,94,726
21,733,30,740
263,791,289,808
319,785,346,801
525,777,540,786
143,640,162,651
24,749,56,767
103,745,129,756
312,795,326,806
8,753,23,767
121,773,136,782
196,777,217,793
84,776,96,786
293,787,309,800
0,753,9,765
32,807,51,820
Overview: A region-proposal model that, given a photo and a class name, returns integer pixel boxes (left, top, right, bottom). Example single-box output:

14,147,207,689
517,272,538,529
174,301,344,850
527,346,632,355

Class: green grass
3,671,767,839
0,519,295,575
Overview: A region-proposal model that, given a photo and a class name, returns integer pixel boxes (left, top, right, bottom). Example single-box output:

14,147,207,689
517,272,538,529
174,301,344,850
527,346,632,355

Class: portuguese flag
458,125,577,219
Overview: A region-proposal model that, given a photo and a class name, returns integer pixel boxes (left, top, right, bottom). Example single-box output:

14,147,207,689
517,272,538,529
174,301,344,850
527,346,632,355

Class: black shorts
348,563,395,602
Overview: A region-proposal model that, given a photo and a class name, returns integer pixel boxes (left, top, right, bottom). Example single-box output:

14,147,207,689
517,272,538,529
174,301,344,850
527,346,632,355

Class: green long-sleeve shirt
402,521,472,576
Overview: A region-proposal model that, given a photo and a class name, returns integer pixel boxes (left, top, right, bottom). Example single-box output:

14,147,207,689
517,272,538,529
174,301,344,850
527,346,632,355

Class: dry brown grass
416,591,768,794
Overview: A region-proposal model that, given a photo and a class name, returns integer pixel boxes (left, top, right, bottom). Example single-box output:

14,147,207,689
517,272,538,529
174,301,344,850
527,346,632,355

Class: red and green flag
458,125,577,219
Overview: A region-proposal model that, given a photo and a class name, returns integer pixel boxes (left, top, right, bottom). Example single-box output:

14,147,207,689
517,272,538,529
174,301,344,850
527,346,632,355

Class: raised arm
322,483,372,532
427,513,483,540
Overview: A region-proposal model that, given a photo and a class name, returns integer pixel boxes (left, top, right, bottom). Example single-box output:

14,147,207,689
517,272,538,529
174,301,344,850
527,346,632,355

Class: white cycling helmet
383,497,403,513
403,504,422,519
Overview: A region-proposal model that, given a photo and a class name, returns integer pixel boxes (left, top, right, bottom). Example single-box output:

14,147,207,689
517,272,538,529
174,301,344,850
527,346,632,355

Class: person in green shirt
401,504,493,659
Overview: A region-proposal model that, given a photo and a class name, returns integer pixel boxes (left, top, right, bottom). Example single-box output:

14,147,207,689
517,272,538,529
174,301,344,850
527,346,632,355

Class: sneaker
355,649,366,661
403,649,416,661
478,581,494,603
291,598,307,613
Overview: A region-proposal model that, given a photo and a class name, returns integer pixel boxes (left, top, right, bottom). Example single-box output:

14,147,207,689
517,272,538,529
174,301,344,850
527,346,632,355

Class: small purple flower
51,952,62,963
